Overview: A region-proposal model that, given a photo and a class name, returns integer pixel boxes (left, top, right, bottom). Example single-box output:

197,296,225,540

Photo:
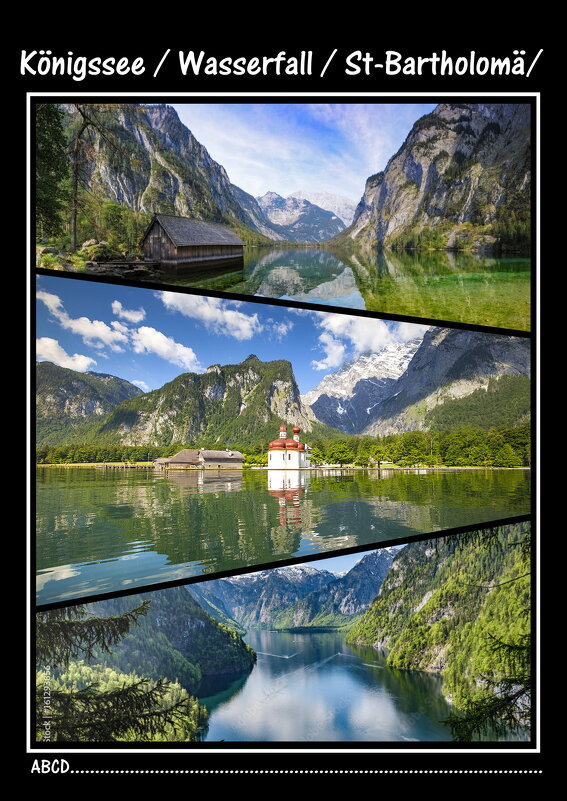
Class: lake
36,467,531,605
199,629,524,742
169,247,531,331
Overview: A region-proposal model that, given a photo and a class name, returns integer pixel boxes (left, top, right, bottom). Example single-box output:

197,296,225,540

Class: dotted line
68,770,543,774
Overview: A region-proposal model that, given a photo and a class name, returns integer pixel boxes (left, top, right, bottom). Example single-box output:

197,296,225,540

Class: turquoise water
170,248,531,330
200,629,525,742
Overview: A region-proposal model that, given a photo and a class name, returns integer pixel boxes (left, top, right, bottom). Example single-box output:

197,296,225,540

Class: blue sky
173,103,436,200
276,546,405,576
36,276,427,394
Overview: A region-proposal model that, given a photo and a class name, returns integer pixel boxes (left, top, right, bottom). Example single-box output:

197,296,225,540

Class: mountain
343,103,530,252
302,339,422,434
289,191,358,226
424,374,531,431
64,104,264,231
346,523,531,726
273,548,397,628
360,327,530,436
188,565,337,629
62,104,345,245
229,184,286,241
91,586,256,695
256,192,345,242
70,355,340,448
36,361,143,446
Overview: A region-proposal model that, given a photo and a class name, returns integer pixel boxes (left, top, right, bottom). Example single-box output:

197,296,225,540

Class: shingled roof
164,449,200,464
146,214,244,246
200,450,244,460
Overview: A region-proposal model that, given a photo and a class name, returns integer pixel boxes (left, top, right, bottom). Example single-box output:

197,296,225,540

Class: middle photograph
36,277,531,606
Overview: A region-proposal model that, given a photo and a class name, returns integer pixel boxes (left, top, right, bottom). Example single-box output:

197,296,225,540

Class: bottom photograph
35,521,531,745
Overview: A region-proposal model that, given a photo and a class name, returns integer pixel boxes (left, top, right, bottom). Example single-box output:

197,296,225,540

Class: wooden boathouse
154,448,244,469
141,214,244,272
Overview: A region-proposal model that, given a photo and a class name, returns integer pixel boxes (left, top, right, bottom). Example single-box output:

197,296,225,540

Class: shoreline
35,463,531,471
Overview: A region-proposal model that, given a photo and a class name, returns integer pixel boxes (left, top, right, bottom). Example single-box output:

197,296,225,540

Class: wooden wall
142,222,176,260
143,223,243,261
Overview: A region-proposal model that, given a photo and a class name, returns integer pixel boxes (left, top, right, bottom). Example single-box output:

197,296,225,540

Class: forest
36,587,256,743
36,420,531,469
347,523,531,740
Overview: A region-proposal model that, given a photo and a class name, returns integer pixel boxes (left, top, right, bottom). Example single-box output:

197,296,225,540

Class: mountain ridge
43,356,343,448
256,191,345,242
190,550,398,630
341,103,530,253
36,361,144,446
62,104,347,244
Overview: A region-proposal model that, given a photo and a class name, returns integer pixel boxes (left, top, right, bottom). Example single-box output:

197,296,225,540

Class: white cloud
111,320,130,334
158,292,263,341
112,300,146,324
131,326,202,371
394,322,430,342
271,319,294,341
131,379,150,392
173,103,435,200
309,312,427,372
315,312,394,355
311,332,347,371
36,338,97,372
37,290,129,352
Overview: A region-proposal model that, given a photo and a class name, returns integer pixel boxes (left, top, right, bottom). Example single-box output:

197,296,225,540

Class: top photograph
35,101,532,331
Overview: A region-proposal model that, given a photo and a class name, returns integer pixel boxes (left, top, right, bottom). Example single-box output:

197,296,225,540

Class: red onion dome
269,439,286,449
279,424,287,431
284,439,298,448
293,426,301,434
298,443,305,451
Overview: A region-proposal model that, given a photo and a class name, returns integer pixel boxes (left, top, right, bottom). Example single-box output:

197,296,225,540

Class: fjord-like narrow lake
36,467,530,605
170,247,531,331
199,630,461,742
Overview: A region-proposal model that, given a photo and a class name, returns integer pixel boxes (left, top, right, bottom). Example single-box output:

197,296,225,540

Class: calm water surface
36,467,530,604
199,630,509,742
170,247,531,331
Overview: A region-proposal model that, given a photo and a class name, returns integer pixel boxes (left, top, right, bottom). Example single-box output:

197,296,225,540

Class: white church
267,424,311,468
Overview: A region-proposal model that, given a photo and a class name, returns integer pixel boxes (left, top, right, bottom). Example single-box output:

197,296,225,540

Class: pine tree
36,601,196,742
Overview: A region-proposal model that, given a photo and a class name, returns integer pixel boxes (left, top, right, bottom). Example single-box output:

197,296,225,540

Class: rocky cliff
302,340,422,434
76,354,327,447
190,549,397,630
36,361,143,446
360,327,530,436
274,548,397,628
189,565,337,629
257,191,346,242
63,104,346,243
289,190,357,226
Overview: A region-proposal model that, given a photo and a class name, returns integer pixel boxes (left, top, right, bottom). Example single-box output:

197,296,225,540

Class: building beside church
267,424,311,468
154,448,244,469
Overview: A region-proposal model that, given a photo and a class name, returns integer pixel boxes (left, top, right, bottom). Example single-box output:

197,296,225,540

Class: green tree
67,104,127,250
493,443,522,468
35,104,69,237
326,441,354,466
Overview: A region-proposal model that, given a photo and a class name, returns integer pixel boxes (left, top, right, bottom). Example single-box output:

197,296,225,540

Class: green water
36,467,530,605
199,630,527,742
170,247,530,330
